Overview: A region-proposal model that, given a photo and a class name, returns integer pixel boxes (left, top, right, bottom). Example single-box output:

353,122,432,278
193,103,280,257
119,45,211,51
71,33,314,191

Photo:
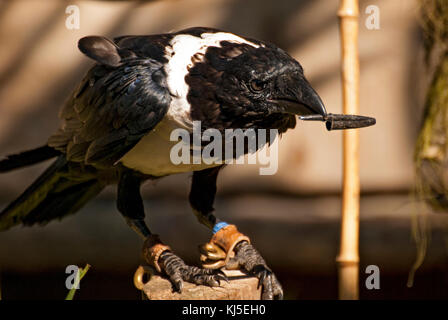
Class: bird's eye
249,79,266,92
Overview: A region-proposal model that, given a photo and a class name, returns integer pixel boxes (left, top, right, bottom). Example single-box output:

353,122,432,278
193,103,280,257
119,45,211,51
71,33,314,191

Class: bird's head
181,31,326,130
218,44,326,117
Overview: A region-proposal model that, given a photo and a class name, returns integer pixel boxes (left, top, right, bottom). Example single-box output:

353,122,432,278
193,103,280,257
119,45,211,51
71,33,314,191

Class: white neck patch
163,32,260,126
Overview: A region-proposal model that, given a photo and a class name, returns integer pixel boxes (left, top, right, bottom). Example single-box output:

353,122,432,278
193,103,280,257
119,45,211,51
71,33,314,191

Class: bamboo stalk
336,0,360,300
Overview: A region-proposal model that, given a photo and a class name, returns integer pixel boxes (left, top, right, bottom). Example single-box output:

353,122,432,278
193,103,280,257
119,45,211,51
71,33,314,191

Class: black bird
0,27,327,300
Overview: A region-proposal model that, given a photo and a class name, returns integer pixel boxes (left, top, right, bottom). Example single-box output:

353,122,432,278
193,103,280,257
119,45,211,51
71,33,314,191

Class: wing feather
49,38,172,168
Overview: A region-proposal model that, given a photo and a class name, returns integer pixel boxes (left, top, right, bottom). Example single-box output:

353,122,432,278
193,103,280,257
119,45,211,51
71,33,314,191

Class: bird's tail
0,156,104,231
0,145,61,173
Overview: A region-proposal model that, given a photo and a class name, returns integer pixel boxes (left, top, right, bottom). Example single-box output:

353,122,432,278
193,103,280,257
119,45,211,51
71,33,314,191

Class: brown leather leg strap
204,224,250,268
142,234,171,273
211,225,250,253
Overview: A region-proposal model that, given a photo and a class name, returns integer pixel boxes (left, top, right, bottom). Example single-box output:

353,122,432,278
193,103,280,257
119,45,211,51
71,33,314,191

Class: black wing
48,36,172,168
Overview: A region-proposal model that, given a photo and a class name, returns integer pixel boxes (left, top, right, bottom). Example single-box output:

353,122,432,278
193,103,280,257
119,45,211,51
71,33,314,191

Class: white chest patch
119,116,219,176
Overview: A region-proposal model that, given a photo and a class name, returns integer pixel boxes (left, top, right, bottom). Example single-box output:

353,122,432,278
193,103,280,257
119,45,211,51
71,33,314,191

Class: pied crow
0,27,328,300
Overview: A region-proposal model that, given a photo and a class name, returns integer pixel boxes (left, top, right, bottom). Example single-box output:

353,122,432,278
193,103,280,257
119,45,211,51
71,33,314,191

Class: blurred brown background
0,0,447,299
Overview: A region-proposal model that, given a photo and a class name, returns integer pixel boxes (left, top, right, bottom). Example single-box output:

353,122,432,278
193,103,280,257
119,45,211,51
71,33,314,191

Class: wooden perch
134,266,261,300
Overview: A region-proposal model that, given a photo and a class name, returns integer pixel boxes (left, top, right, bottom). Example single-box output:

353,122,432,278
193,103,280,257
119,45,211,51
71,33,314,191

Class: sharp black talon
216,270,228,281
257,275,264,289
174,279,183,293
216,269,226,276
216,274,229,284
210,279,220,287
256,269,269,289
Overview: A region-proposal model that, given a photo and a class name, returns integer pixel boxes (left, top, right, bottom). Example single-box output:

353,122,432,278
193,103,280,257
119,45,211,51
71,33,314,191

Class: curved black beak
271,78,327,116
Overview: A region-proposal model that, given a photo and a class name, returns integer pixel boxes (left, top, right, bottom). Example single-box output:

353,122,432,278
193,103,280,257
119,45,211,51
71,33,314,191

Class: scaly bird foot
158,250,228,292
229,241,283,300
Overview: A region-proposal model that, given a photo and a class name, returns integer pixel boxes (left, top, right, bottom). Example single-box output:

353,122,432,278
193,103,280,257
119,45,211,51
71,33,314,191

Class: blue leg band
212,221,229,234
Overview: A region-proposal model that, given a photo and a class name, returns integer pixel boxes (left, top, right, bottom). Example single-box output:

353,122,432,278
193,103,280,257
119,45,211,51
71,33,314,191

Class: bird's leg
117,169,226,293
191,168,283,300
